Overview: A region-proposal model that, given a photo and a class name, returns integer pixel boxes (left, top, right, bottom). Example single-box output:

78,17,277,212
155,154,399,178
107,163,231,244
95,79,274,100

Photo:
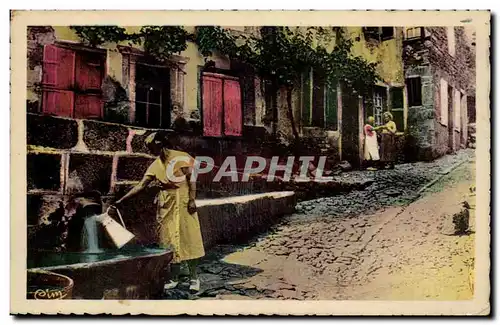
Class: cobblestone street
163,150,476,300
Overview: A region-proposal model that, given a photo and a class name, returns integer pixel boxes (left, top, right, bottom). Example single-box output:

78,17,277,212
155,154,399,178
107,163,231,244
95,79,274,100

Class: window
373,90,385,126
364,86,386,127
447,27,456,56
42,44,105,119
453,89,461,131
381,27,394,40
363,27,395,41
405,77,422,107
404,27,424,39
390,87,405,132
440,79,448,125
202,72,242,137
134,63,171,128
302,69,338,130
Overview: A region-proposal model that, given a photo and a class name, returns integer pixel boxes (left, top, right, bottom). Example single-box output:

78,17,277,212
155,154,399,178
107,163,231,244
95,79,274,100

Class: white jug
95,207,135,249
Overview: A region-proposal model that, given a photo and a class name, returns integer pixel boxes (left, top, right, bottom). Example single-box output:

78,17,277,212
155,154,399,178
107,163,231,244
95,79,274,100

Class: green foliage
70,25,189,62
138,26,190,62
71,25,380,95
193,26,380,95
70,26,128,46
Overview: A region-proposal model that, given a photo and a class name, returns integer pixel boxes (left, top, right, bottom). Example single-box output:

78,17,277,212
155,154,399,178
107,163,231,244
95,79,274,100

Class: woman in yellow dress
111,131,205,292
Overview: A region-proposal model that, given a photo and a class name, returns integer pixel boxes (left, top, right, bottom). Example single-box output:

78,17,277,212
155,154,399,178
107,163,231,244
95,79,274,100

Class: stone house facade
271,27,408,167
26,25,410,230
402,26,476,161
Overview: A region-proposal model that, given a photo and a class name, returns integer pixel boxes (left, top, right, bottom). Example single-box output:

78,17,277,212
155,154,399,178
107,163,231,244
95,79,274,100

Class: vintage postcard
10,10,490,315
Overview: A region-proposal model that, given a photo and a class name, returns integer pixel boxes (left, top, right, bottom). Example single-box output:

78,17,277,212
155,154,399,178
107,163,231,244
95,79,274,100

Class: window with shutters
302,70,338,130
42,44,105,119
390,87,405,132
201,72,242,137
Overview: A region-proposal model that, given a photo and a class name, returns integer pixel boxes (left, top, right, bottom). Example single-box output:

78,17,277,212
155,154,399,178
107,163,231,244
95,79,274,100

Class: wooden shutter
312,72,325,127
42,45,75,89
42,45,75,117
42,90,74,117
301,70,312,126
390,87,404,132
42,45,58,87
74,94,102,119
223,79,242,136
75,52,104,91
325,83,338,130
202,75,223,136
75,52,104,118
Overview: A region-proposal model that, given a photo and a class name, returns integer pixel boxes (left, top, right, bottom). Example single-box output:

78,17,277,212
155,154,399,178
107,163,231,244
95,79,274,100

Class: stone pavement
162,149,475,300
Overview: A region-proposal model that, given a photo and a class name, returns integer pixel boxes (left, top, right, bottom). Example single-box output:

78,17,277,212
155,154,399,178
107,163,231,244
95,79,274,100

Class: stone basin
28,246,173,299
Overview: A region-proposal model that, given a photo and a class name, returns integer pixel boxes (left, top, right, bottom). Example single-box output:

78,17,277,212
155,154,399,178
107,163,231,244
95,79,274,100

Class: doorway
341,86,362,167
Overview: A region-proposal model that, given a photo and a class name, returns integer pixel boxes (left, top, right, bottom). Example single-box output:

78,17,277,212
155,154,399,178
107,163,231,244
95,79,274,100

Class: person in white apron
363,116,380,171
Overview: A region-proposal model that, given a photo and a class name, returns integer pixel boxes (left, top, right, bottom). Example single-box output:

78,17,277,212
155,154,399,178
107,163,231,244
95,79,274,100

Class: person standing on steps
110,131,205,293
375,112,398,170
363,116,380,171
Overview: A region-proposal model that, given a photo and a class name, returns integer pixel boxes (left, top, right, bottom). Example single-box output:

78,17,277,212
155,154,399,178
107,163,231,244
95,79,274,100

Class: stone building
272,27,407,167
26,26,410,231
402,26,476,160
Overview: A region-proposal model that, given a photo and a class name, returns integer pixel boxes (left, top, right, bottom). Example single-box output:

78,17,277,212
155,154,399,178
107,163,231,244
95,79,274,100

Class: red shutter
42,45,58,86
75,52,104,91
42,45,75,89
74,52,104,118
42,45,75,117
74,94,103,119
223,79,242,136
42,90,74,117
202,76,223,136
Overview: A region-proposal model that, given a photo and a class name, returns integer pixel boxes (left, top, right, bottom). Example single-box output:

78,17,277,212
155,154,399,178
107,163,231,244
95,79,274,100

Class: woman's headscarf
144,131,171,148
383,111,393,121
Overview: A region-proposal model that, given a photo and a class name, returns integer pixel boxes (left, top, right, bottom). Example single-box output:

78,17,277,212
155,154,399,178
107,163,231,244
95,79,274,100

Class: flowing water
81,215,103,254
28,213,171,269
27,247,168,268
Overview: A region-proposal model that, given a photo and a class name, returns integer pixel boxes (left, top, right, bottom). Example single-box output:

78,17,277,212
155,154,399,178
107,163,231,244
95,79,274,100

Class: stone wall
404,64,436,161
26,113,277,227
429,27,474,155
403,27,475,160
427,27,475,95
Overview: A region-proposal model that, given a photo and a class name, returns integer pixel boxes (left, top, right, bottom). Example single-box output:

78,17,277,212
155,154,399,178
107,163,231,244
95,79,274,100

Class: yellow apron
145,150,205,263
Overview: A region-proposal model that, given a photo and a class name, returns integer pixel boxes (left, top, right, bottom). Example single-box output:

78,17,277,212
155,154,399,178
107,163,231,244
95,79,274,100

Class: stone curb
415,156,471,197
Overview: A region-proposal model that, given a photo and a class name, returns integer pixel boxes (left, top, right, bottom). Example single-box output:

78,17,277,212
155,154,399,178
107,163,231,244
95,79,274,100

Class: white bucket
95,208,135,249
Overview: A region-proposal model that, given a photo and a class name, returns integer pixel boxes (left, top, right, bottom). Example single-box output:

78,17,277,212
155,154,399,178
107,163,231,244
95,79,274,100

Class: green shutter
301,71,312,126
390,87,404,131
325,83,338,130
197,66,202,111
390,87,404,109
